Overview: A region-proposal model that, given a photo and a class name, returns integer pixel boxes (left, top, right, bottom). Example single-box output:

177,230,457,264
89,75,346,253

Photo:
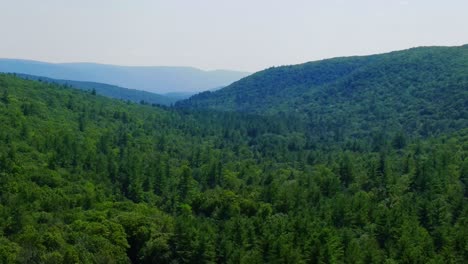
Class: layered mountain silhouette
0,59,250,94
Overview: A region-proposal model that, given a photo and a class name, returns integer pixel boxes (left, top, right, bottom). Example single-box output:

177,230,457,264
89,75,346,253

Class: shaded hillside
178,45,468,138
16,73,178,106
0,59,250,93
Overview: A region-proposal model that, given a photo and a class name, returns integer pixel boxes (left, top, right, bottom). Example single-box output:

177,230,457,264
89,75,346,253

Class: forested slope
0,74,467,263
178,45,468,138
16,74,179,106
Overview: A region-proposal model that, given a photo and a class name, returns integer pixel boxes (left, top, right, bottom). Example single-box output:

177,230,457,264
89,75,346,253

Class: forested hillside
16,74,179,106
178,45,468,138
0,72,467,263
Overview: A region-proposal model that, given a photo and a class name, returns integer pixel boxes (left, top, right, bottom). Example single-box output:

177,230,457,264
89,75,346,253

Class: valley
0,45,467,262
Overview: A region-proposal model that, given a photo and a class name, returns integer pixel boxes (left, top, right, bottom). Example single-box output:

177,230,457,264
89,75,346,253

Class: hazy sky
1,0,467,72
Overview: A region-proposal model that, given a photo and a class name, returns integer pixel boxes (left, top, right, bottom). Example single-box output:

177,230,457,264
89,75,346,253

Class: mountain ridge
177,45,468,138
14,73,180,105
0,59,251,93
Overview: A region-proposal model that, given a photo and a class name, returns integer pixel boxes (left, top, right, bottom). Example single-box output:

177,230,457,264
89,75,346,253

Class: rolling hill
178,45,468,138
15,73,179,105
0,59,250,94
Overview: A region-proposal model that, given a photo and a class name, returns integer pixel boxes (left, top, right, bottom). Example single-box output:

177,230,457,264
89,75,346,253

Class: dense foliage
0,52,467,264
178,45,468,139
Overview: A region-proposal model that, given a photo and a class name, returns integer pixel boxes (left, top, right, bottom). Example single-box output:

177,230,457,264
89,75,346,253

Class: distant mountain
177,45,468,137
0,59,250,94
15,73,178,106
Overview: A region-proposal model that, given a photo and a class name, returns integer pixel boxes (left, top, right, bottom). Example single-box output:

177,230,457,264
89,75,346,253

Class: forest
0,45,467,264
178,45,468,139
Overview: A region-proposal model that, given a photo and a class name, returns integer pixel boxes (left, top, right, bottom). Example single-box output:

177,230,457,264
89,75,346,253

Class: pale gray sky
1,0,467,72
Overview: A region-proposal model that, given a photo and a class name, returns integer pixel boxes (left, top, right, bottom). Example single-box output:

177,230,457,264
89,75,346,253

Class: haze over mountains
0,59,250,94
